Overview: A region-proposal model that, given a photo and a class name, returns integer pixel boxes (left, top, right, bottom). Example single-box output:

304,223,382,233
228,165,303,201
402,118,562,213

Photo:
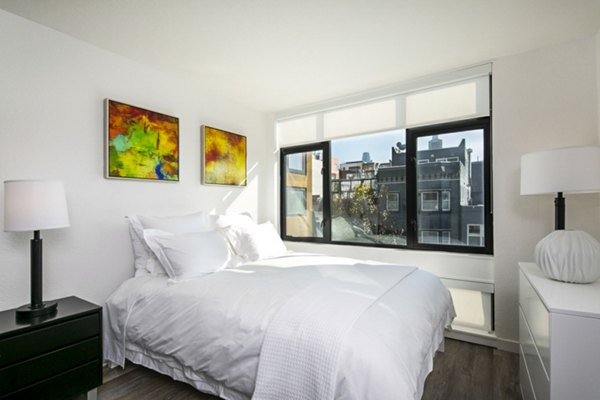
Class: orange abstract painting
202,126,247,186
106,99,179,181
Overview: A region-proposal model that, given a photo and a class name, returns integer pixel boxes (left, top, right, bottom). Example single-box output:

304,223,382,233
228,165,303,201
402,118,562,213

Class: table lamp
520,145,600,283
3,180,70,319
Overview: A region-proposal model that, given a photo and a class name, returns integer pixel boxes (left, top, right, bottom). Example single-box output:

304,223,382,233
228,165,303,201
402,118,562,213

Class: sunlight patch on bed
224,269,255,274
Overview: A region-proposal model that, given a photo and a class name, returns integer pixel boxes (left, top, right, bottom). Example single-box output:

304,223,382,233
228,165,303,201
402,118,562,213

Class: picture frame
105,99,179,181
202,125,247,186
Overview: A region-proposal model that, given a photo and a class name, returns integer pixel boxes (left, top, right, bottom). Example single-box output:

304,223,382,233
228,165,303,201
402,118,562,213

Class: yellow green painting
106,99,179,181
202,126,247,186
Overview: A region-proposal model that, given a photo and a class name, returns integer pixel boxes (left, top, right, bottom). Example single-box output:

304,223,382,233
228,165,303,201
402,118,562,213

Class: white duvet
103,253,455,400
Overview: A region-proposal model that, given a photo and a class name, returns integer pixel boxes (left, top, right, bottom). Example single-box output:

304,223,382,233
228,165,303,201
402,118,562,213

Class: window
441,191,451,211
279,117,492,254
330,130,406,245
467,224,484,246
286,188,307,216
441,231,451,244
421,192,438,211
277,65,492,254
412,119,491,251
421,231,439,244
387,192,400,212
436,156,460,163
287,153,306,175
280,144,329,240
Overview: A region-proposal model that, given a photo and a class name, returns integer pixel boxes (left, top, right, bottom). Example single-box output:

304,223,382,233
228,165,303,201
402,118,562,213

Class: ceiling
1,0,600,113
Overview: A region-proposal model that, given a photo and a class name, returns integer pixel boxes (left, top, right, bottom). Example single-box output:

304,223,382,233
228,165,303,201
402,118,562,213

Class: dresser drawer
520,345,535,400
519,270,550,375
0,336,100,394
0,359,101,400
0,313,99,368
519,306,549,400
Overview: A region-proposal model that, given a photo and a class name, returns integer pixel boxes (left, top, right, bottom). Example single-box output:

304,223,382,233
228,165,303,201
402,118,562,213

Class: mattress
103,253,455,399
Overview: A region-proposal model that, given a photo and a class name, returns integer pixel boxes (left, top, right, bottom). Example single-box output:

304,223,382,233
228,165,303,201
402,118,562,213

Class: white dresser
519,262,600,400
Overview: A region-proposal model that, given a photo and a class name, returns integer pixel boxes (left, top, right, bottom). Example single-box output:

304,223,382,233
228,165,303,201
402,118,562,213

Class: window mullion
323,141,332,242
406,131,418,248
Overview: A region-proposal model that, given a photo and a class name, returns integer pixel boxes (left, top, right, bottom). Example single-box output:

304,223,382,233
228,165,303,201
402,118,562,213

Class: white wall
0,10,270,310
492,35,600,341
597,28,600,141
285,243,494,283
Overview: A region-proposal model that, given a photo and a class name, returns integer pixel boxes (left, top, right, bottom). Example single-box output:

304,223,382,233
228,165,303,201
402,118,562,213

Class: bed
103,252,455,400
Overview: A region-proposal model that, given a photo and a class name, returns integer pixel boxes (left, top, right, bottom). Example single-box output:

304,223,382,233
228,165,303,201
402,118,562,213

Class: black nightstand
0,296,102,399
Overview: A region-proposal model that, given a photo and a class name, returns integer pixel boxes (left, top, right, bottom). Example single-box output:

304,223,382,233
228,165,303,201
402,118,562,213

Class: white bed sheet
103,253,455,400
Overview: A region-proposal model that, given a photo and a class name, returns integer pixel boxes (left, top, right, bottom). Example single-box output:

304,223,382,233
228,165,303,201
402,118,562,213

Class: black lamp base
16,301,58,320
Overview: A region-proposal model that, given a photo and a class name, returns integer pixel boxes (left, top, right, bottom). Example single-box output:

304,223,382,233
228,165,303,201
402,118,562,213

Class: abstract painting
202,126,247,186
106,99,179,181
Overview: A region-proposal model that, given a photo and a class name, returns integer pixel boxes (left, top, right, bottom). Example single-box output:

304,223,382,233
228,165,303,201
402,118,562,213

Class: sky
331,129,484,165
332,130,405,163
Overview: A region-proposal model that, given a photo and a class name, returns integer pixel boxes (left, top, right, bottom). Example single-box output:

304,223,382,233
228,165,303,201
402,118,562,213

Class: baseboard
445,327,519,353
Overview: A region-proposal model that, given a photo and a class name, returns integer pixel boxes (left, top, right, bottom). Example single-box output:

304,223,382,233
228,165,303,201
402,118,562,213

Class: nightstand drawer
519,307,549,400
519,270,550,374
0,314,99,368
0,359,101,400
0,336,100,393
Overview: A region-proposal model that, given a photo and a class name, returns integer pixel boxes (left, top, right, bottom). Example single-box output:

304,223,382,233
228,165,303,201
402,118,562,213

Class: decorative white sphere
535,230,600,283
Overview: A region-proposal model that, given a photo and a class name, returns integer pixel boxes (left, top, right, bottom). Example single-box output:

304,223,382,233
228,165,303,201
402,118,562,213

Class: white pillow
215,212,255,229
128,221,150,277
128,211,217,276
224,221,287,262
138,212,217,233
143,229,230,282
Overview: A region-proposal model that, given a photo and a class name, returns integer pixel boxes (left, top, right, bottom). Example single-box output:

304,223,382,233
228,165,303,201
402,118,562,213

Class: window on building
286,188,307,216
441,191,451,211
287,153,306,175
421,231,439,244
467,224,484,246
421,192,439,211
387,192,400,211
441,231,451,244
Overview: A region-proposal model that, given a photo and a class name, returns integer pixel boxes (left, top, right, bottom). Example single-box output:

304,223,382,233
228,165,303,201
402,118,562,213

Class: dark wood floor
421,339,522,400
84,339,521,399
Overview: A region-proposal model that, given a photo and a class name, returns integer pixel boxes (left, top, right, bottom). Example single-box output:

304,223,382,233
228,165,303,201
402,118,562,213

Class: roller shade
276,64,491,146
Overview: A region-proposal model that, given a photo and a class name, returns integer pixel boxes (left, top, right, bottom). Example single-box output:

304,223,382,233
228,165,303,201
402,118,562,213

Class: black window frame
280,142,331,243
407,117,493,254
279,117,493,255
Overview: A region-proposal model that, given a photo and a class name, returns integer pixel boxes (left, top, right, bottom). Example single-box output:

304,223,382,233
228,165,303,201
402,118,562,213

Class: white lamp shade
4,180,70,232
520,145,600,195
